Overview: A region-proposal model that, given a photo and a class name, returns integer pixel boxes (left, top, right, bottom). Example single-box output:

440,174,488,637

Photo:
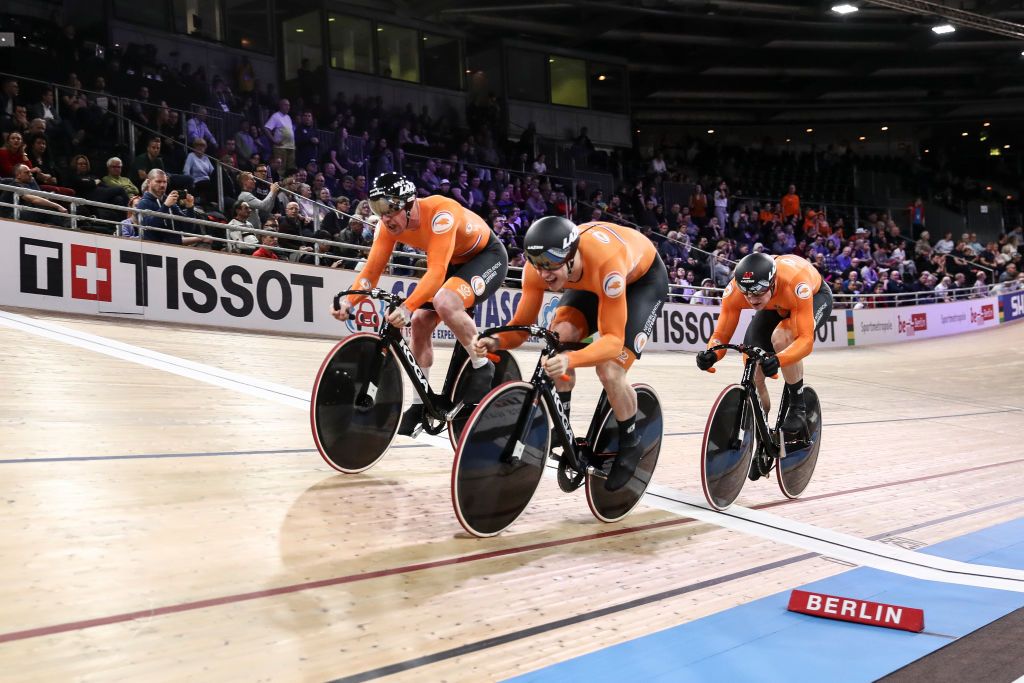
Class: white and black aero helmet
368,172,416,217
523,216,580,271
734,252,777,295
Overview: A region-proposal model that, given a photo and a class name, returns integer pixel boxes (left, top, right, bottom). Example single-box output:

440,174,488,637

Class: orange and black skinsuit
707,254,833,366
347,195,508,312
495,222,668,369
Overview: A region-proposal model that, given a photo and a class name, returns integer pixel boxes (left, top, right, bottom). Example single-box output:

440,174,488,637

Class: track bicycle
451,324,663,537
700,343,822,510
311,288,521,473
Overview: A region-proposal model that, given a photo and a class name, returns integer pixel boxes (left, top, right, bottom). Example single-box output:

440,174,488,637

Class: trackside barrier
1,221,1020,346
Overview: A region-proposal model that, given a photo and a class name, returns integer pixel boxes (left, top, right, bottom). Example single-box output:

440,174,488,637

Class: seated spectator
321,195,352,238
119,195,143,238
278,201,315,262
1,164,68,225
226,200,259,253
934,231,954,255
252,226,280,259
102,157,140,198
0,131,30,178
66,155,130,215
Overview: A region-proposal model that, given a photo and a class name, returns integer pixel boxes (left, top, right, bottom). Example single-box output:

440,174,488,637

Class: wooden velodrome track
1,307,1023,681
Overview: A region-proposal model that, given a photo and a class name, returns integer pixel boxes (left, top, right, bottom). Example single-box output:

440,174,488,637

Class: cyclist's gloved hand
761,353,780,378
695,349,718,372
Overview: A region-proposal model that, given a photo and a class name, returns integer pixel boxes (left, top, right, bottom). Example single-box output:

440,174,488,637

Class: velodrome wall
2,222,1021,350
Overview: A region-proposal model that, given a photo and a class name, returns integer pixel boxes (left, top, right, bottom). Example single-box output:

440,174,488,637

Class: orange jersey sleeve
494,265,546,350
708,282,748,361
562,223,657,369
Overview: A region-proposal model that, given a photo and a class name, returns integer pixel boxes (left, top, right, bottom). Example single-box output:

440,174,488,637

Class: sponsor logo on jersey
592,230,611,244
603,271,625,298
432,211,455,234
634,332,649,353
723,282,734,297
358,277,372,290
471,275,486,296
458,283,472,299
795,282,812,299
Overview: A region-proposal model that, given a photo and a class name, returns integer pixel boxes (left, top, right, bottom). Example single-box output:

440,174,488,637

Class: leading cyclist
472,216,668,491
695,252,833,437
330,172,508,435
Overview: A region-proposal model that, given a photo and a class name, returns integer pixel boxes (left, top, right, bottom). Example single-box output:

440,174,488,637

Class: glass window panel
377,24,419,82
173,0,224,42
422,33,461,90
550,55,586,108
114,0,169,29
589,62,627,114
225,0,271,53
283,11,323,83
328,14,373,74
506,50,546,103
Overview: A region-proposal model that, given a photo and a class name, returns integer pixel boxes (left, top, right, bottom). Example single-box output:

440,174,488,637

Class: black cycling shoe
462,360,495,404
397,404,425,436
605,439,643,492
781,401,807,434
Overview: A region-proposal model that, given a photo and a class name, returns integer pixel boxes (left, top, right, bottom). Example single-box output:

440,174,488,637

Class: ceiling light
880,126,888,131
986,186,993,191
924,149,929,153
465,69,472,74
961,131,969,136
598,74,607,81
858,136,866,141
983,122,991,127
806,128,813,133
295,28,304,33
785,138,791,143
328,17,335,22
831,4,858,14
707,129,715,134
932,24,955,34
1005,144,1012,149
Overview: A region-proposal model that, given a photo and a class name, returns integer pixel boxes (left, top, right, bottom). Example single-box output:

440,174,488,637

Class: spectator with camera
137,169,209,246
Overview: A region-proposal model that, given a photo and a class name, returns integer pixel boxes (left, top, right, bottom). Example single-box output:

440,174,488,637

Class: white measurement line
6,309,1023,590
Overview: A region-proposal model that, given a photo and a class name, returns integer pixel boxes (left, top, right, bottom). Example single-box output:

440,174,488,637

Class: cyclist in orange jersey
330,172,508,434
472,216,668,491
696,251,833,435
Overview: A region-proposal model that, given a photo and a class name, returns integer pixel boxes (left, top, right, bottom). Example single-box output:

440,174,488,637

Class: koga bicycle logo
399,339,431,393
432,211,455,234
795,282,812,300
897,312,927,336
550,391,574,441
603,271,625,298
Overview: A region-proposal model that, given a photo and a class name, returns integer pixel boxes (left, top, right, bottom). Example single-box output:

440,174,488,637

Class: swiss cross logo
70,245,112,301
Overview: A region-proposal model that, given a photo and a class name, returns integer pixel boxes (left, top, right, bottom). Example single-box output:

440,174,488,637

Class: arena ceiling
422,0,1024,125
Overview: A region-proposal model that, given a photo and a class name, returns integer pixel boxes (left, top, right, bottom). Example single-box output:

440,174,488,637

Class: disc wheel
447,350,522,448
451,382,550,537
777,387,822,499
585,384,663,523
700,384,755,511
310,334,403,473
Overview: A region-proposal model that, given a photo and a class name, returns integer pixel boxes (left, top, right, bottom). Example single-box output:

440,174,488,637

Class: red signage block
787,590,924,632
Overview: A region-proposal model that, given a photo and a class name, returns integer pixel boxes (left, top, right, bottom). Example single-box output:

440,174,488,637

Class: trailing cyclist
696,252,833,443
330,172,508,435
472,216,668,492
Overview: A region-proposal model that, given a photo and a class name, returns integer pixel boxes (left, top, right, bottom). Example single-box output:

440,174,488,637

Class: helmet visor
368,196,400,217
737,278,772,295
525,248,568,271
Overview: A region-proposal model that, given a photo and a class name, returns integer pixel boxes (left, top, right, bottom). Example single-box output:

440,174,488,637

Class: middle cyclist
330,172,509,436
473,216,668,491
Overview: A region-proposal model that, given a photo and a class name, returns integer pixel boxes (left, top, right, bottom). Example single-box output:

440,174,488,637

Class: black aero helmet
734,252,777,295
368,172,416,217
523,216,580,271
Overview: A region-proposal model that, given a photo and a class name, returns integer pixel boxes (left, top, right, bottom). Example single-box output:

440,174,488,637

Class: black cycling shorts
556,253,668,359
743,281,834,353
420,233,509,311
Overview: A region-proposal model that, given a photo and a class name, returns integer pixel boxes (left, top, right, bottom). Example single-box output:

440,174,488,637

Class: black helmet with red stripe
734,252,777,295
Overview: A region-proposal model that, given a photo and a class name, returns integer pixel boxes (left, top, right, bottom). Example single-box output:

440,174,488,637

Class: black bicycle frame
337,288,461,421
